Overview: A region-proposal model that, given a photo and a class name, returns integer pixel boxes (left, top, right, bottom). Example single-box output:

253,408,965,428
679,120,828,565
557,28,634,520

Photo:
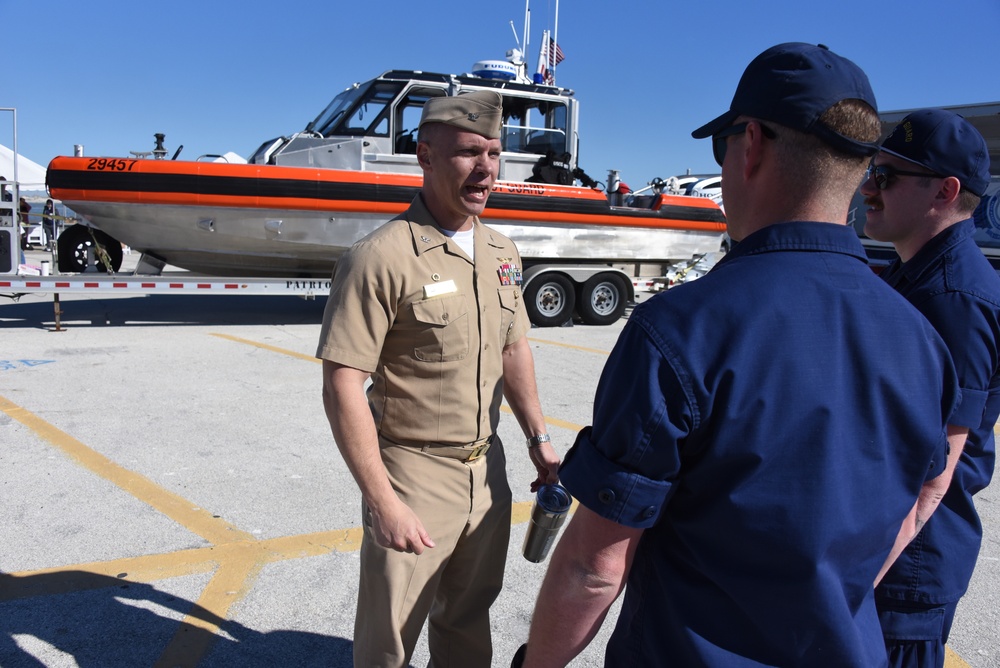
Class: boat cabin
248,69,581,185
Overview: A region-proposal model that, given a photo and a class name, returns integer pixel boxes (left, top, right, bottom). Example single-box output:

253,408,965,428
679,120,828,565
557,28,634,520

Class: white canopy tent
0,144,48,194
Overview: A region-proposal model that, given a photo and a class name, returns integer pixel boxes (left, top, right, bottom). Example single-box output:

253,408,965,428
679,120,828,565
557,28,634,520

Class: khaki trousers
353,436,512,668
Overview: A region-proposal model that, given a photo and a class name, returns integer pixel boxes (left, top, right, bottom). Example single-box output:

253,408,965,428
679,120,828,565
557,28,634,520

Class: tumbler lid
536,484,572,513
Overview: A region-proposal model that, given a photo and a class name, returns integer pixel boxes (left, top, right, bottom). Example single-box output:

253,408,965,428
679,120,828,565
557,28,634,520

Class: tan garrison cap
419,91,503,139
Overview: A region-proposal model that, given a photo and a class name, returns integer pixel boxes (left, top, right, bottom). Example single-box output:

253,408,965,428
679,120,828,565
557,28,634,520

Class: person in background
516,43,960,667
862,108,1000,668
1,178,22,262
42,198,56,251
316,90,560,668
18,196,30,223
18,197,31,250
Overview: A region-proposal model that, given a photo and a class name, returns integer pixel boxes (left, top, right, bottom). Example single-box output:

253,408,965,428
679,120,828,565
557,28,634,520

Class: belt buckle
466,437,491,462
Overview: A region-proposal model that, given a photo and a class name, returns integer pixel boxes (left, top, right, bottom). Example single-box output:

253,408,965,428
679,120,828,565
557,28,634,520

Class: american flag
547,36,565,68
536,32,566,85
540,66,553,85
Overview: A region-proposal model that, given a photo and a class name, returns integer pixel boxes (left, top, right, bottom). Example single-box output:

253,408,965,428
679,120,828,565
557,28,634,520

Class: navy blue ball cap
692,42,879,156
880,109,991,197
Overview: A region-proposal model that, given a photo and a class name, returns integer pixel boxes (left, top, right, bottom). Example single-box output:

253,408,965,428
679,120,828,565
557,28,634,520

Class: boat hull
47,156,727,277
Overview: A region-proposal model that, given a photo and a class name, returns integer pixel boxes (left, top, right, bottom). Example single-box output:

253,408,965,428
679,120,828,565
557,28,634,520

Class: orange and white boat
45,50,727,325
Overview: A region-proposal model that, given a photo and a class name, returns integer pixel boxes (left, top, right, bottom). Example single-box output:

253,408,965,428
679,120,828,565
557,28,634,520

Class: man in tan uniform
317,90,561,668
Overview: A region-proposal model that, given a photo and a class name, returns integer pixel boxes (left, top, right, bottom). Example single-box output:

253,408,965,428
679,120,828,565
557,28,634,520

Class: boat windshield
501,97,568,156
308,81,405,138
308,84,369,136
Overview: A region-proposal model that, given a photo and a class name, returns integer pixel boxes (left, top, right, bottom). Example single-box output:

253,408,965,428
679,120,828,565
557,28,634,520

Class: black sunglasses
712,122,777,166
865,163,941,190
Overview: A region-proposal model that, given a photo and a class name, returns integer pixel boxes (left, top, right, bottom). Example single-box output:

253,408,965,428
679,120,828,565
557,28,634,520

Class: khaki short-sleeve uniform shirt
317,195,530,446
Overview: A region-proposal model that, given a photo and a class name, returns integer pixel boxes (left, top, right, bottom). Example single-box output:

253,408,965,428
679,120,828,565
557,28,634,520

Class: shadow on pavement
0,570,355,667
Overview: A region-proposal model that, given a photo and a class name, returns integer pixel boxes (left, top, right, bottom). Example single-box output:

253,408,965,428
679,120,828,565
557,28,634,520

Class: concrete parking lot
2,254,998,667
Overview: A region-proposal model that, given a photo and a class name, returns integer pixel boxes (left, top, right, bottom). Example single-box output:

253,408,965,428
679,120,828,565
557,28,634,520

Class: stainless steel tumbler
522,483,572,562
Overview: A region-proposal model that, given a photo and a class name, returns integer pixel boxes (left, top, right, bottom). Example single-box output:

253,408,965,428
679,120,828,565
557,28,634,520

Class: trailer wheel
57,225,124,273
524,274,576,327
578,273,629,326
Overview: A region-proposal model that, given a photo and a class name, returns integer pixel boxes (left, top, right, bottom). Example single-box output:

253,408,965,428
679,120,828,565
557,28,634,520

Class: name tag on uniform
423,279,457,298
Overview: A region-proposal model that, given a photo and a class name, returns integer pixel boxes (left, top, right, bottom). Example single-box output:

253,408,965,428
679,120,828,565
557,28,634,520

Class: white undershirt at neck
441,227,475,261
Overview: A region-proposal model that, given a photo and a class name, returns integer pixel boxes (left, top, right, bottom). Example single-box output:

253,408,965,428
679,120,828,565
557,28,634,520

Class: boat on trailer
46,49,724,272
44,50,727,325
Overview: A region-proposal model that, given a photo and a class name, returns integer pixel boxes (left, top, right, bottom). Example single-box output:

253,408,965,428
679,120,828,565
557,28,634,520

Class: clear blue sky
3,0,999,189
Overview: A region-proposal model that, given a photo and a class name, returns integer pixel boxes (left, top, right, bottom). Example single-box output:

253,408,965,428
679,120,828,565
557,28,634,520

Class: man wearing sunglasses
862,109,1000,668
517,43,960,667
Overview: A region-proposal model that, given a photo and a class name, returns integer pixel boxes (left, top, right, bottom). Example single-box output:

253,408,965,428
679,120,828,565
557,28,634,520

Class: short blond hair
772,99,881,196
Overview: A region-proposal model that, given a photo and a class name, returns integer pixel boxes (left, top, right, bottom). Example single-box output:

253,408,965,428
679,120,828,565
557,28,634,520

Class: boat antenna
552,0,560,83
523,0,531,72
509,20,520,49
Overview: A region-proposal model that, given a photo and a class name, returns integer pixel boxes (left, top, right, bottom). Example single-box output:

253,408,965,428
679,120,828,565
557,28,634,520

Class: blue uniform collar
718,221,869,268
881,218,975,288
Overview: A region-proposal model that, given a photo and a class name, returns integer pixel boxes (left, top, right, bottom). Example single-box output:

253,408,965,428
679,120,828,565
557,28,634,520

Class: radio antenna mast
552,0,560,83
523,2,531,71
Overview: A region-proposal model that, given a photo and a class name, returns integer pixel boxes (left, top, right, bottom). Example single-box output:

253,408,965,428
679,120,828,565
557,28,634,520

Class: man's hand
500,337,561,492
368,497,436,554
529,441,561,492
323,360,435,555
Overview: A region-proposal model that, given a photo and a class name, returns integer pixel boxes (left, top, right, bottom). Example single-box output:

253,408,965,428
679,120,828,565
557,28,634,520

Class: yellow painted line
500,404,582,434
3,516,523,668
511,500,534,525
945,646,971,668
1,389,978,667
261,527,366,556
527,336,610,356
5,328,988,668
209,333,586,435
154,559,264,668
540,414,584,432
213,332,612,361
2,520,515,602
0,549,219,602
1,393,264,666
1,533,350,602
0,395,255,545
1,513,547,596
512,499,579,526
213,332,611,365
210,332,320,363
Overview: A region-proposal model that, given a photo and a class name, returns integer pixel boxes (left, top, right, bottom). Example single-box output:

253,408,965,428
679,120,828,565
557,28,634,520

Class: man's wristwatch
527,433,551,448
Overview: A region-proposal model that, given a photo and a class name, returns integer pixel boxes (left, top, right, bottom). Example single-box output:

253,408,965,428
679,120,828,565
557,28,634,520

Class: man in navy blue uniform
516,43,962,667
861,109,1000,668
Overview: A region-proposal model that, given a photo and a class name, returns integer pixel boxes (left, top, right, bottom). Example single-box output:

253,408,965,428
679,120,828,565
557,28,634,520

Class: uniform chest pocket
497,286,521,342
410,294,470,362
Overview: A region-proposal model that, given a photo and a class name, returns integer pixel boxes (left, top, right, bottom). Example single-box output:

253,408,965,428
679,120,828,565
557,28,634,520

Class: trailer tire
524,273,576,327
57,225,124,273
578,273,629,325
